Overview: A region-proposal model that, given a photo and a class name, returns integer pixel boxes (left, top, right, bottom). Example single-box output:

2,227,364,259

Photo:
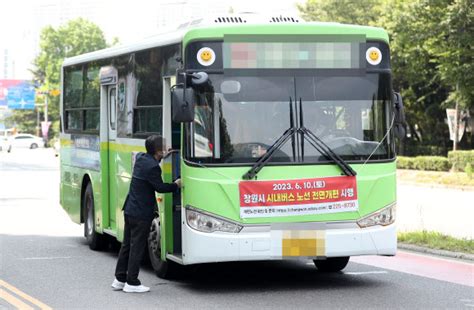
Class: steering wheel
233,142,270,158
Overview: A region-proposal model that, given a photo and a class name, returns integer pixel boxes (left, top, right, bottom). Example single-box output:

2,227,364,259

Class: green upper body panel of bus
174,21,395,224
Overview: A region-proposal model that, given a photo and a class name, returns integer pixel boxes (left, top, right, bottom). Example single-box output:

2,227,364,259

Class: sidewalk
397,182,474,239
398,243,474,262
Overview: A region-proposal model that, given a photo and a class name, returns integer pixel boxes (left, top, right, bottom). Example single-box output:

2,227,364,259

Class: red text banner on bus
239,176,358,218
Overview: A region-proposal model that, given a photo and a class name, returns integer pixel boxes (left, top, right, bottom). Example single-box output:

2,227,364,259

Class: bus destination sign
239,176,358,218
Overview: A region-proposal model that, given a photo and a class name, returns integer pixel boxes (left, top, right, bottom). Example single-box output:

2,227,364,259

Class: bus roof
183,22,389,47
63,18,389,67
62,30,185,67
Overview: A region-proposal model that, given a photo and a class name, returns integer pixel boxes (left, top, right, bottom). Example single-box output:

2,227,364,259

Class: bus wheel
313,257,350,272
83,183,106,250
148,218,178,279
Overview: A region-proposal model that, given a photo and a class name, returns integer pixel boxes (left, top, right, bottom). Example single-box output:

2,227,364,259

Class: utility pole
36,88,58,146
42,95,50,145
36,90,51,145
36,105,40,137
44,95,48,123
453,83,459,151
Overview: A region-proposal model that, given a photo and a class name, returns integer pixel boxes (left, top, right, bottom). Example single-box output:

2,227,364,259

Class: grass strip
397,169,474,188
398,231,474,254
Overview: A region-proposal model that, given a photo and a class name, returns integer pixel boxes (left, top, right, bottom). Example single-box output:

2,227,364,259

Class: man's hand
174,178,182,188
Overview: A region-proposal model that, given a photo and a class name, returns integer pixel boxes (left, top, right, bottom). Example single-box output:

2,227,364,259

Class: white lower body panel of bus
180,216,396,265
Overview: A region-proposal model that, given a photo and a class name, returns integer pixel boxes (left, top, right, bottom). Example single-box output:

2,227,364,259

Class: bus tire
83,183,106,251
148,218,179,279
313,257,350,272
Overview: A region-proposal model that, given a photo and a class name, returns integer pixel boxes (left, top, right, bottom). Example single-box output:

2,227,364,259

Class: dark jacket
123,152,178,221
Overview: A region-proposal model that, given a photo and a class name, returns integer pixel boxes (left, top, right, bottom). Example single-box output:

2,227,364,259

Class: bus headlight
357,202,396,228
186,207,243,233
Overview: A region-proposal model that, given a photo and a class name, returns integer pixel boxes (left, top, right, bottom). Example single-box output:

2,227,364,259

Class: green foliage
397,156,450,171
465,163,473,179
432,0,474,108
4,110,37,134
297,0,384,26
413,156,450,171
398,230,474,254
27,18,107,139
298,0,474,152
402,144,448,157
396,156,415,169
448,150,474,172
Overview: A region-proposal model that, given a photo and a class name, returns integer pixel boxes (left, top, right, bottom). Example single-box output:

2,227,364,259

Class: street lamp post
35,89,58,145
35,90,50,144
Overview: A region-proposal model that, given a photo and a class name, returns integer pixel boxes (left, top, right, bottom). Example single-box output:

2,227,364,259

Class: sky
0,0,303,80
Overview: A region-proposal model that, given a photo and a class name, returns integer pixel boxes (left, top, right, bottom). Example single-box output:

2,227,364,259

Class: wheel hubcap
148,219,161,259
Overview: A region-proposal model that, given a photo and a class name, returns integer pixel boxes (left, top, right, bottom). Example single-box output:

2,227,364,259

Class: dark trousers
115,215,151,285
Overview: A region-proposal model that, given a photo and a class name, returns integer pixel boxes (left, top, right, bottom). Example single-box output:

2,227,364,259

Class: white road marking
21,256,71,260
344,271,388,275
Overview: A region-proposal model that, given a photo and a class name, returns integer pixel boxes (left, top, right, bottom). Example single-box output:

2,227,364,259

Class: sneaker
123,283,150,293
111,279,125,291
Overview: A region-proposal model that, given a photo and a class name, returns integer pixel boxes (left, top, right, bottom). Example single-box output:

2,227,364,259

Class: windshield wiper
242,98,297,180
242,98,357,180
298,98,357,177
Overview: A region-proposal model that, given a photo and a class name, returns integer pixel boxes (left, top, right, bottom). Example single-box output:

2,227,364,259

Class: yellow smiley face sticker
369,50,379,61
200,51,212,61
366,47,382,65
197,47,216,66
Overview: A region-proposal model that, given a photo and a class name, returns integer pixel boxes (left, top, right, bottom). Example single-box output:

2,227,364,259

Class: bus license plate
281,230,326,257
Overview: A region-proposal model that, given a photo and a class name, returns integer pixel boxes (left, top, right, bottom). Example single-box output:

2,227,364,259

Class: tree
380,0,452,153
383,0,473,151
297,0,385,26
434,0,474,107
298,0,474,152
429,0,474,149
7,18,109,139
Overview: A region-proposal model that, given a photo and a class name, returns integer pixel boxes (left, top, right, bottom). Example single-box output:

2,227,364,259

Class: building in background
0,49,14,79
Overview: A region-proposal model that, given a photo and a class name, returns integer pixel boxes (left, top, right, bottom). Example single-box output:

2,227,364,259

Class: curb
398,243,474,262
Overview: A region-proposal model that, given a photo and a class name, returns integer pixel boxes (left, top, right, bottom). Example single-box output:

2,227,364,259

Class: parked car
6,134,45,152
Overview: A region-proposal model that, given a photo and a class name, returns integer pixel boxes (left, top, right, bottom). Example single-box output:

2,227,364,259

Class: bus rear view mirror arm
393,92,406,139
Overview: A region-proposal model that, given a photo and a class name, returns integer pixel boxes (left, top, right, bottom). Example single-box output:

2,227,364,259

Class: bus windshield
184,73,394,164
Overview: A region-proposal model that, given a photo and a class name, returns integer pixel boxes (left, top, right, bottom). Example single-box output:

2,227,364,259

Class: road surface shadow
3,234,385,294
175,260,386,293
94,236,387,292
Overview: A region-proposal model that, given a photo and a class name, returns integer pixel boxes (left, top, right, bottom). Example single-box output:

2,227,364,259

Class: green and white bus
60,15,405,277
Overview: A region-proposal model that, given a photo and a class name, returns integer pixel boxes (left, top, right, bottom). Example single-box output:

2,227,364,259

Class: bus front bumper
181,220,396,265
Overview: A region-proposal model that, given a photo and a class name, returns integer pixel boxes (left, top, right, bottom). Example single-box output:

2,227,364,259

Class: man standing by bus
112,135,181,293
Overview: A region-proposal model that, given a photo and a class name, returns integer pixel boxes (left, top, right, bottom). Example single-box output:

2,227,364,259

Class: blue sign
0,80,36,110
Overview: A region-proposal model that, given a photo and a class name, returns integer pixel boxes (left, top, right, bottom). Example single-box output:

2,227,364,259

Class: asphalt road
1,148,473,309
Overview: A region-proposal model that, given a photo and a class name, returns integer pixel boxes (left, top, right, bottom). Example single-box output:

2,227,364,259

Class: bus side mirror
393,92,406,139
171,86,195,123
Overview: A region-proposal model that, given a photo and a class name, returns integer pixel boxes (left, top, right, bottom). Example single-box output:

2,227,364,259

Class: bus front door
161,76,182,256
107,85,118,231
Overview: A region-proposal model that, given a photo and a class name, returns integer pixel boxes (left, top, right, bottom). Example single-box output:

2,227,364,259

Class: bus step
166,253,184,264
